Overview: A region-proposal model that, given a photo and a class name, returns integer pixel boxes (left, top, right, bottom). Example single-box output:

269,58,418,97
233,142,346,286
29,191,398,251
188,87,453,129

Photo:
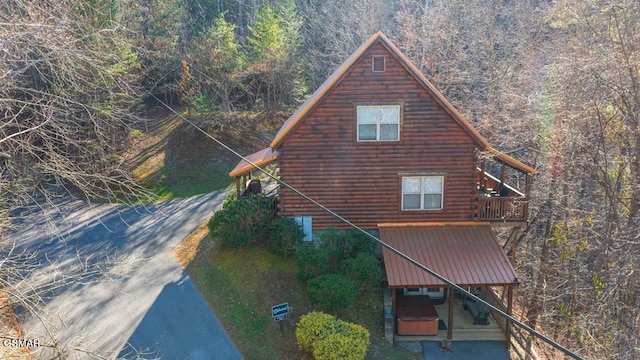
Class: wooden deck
395,301,507,342
477,195,528,222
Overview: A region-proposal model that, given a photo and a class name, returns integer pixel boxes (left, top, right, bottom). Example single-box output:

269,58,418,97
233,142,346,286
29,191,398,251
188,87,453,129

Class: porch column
447,286,454,340
383,288,394,344
392,289,397,345
235,177,241,198
242,174,247,190
506,286,514,347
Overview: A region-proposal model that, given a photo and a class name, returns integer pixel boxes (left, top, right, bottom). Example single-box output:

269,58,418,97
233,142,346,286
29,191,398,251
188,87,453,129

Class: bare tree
297,0,396,88
520,2,640,359
0,0,152,217
1,1,152,357
394,0,546,153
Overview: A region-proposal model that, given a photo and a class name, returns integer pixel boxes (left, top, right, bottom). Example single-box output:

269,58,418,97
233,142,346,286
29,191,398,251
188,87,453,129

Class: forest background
1,1,638,359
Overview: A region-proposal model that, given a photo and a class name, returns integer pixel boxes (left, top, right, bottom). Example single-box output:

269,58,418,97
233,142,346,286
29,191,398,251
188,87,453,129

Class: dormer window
373,56,385,72
357,105,400,141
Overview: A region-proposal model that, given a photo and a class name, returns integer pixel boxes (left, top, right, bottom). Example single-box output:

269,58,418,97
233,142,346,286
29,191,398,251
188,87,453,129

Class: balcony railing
476,195,528,222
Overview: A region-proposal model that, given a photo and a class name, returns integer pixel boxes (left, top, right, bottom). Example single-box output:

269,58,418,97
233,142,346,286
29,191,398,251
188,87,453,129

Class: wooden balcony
475,167,531,223
476,195,528,222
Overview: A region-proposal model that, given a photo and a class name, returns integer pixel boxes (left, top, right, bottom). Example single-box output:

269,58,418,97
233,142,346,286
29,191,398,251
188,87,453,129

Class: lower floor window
402,176,444,210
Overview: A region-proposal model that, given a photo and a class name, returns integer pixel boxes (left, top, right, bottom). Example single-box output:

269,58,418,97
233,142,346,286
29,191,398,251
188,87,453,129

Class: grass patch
126,108,284,201
127,110,236,200
177,225,421,360
160,166,233,199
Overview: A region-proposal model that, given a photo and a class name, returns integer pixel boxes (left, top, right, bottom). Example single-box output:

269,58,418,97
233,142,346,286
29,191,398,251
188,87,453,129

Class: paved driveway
5,192,243,360
422,341,511,360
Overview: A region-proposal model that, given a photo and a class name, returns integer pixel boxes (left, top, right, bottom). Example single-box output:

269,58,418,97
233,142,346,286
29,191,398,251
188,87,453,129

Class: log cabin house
230,32,536,346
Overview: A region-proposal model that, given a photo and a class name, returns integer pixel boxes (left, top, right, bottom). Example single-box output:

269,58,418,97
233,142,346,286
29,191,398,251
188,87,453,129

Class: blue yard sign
271,302,289,322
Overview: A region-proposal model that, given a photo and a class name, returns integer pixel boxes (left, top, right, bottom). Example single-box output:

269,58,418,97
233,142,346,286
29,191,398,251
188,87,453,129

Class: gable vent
373,56,385,72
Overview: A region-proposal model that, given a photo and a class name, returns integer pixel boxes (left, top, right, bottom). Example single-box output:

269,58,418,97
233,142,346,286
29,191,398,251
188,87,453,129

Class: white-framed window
356,105,400,141
403,287,445,299
402,176,444,210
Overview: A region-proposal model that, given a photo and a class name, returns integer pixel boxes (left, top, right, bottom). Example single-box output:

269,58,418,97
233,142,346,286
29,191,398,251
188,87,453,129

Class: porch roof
229,147,279,178
379,223,519,288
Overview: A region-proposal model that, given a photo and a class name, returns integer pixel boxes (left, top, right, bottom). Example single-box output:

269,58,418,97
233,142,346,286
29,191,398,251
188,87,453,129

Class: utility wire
147,90,583,360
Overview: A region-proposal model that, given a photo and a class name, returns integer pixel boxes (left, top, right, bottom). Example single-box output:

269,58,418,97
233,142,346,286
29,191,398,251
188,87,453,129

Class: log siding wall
278,43,478,230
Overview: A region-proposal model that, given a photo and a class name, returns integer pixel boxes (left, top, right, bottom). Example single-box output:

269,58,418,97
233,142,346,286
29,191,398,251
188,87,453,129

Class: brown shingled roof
379,223,519,288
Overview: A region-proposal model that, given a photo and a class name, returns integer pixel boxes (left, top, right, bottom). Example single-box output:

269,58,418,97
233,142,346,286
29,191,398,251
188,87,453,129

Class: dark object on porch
463,293,491,325
396,295,439,336
241,179,262,197
438,319,447,331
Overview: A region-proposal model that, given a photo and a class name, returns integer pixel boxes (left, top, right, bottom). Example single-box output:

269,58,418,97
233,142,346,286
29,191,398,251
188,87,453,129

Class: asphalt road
5,192,243,360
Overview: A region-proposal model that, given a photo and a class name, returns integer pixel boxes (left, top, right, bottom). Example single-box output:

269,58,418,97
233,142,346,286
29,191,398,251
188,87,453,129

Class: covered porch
228,147,278,197
379,223,518,345
391,291,508,342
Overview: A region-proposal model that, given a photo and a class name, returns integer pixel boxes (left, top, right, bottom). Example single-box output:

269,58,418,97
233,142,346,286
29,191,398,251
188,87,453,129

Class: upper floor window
357,105,400,141
402,176,443,210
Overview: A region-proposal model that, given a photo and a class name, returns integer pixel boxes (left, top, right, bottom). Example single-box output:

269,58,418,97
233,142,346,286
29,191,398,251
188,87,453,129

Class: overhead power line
146,90,584,360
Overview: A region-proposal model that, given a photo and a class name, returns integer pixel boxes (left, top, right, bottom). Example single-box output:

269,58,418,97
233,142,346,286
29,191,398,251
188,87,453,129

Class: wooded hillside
1,1,638,359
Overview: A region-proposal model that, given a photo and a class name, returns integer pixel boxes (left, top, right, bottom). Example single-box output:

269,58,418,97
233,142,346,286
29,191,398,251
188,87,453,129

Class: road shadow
4,191,229,358
7,192,224,303
117,274,242,360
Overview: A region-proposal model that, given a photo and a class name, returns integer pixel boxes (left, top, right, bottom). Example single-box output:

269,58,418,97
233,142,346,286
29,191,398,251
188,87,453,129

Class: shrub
295,242,331,280
339,253,382,291
316,229,377,264
295,311,336,352
307,274,357,312
296,312,370,360
312,332,368,360
207,195,273,248
267,217,304,256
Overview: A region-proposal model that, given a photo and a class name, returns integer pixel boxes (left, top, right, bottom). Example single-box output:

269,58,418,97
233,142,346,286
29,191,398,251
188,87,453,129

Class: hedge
267,217,304,256
307,274,358,312
296,311,369,360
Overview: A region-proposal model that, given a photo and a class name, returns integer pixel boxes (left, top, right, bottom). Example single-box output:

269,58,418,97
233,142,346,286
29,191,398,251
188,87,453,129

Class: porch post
511,233,518,265
242,174,247,191
524,174,532,220
447,286,454,340
391,289,397,345
506,286,514,347
235,177,241,198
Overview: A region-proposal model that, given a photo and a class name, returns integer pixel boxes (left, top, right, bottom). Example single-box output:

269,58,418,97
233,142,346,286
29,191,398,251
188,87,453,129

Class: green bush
267,217,304,256
339,253,382,291
295,242,332,280
295,311,336,353
316,229,377,264
207,195,273,248
312,332,368,360
296,312,370,360
307,274,357,312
